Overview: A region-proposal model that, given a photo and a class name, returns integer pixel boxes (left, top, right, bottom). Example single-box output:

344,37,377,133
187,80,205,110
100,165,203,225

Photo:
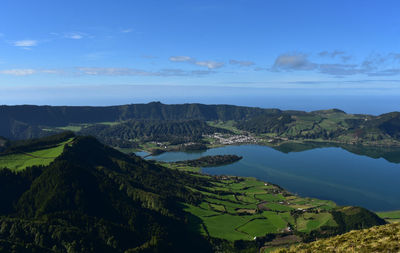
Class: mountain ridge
2,102,400,149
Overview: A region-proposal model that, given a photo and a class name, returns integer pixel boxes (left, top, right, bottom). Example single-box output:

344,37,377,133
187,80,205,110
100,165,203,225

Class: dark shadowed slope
0,135,212,253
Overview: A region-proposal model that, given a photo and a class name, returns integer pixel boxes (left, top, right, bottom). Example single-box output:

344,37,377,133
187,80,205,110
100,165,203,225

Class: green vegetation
296,212,337,233
0,138,72,171
78,119,230,148
0,133,390,252
3,103,400,150
208,120,245,134
271,223,400,253
172,155,242,168
56,125,85,132
0,132,75,171
179,175,383,246
0,135,213,252
236,110,400,146
377,210,400,223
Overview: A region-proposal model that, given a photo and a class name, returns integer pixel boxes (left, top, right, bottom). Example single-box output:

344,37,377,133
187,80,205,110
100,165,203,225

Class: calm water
146,145,400,211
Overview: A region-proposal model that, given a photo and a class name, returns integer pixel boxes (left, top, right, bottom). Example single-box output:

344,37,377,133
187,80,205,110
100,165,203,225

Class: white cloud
13,40,37,47
270,52,400,76
0,69,36,76
273,53,316,71
41,69,62,74
0,66,216,77
65,33,84,39
195,61,224,69
77,67,142,76
76,67,215,77
169,56,193,62
169,56,224,69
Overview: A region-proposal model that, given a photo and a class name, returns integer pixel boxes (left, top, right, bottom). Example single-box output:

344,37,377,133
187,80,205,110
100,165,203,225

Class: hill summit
0,135,212,252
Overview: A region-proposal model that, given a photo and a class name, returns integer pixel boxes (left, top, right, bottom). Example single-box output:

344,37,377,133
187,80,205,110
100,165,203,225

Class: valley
0,133,392,252
1,103,400,252
3,1,399,252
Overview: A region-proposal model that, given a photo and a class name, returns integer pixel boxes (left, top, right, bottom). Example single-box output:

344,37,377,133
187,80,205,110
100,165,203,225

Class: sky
1,0,400,112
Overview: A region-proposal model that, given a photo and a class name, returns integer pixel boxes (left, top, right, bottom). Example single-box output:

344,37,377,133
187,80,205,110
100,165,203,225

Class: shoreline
138,144,400,214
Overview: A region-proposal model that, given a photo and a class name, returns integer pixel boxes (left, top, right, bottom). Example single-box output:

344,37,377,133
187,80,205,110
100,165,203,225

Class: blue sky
1,0,400,109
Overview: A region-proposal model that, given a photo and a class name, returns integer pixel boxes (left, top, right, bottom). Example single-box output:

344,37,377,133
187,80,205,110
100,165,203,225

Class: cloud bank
271,52,400,77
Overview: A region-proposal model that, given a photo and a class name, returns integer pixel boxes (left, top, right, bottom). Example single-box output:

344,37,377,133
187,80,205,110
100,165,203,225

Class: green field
207,120,244,134
0,138,73,171
182,176,339,241
296,212,337,233
43,121,123,133
376,210,400,223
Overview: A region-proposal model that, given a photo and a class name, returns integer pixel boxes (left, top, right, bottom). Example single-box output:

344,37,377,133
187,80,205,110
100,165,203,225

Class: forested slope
0,133,388,252
0,102,268,139
78,119,231,147
2,102,400,147
0,135,212,252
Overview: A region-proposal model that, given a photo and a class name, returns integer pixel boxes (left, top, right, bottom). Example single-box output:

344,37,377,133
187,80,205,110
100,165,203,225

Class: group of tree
78,119,231,148
173,155,243,167
0,133,388,252
0,134,213,252
2,103,400,146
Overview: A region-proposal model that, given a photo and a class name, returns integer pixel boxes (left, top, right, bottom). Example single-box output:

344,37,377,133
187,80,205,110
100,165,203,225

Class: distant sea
2,85,399,115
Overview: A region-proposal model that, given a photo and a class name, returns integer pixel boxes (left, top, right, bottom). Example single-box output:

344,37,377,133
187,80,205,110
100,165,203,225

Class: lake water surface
146,145,400,211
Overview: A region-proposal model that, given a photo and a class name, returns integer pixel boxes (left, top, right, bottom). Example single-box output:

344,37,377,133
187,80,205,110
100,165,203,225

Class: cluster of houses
206,133,259,145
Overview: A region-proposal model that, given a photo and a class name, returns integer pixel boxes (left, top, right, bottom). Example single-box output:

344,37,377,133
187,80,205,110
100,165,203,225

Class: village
205,133,260,145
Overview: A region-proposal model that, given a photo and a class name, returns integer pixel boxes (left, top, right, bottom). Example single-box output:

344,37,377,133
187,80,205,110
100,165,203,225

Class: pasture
0,138,73,171
182,176,339,241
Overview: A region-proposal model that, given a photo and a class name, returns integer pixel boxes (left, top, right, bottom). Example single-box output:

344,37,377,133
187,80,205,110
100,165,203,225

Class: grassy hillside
236,110,400,146
377,210,400,223
160,162,385,248
271,222,400,253
0,132,75,171
0,138,73,171
181,176,339,241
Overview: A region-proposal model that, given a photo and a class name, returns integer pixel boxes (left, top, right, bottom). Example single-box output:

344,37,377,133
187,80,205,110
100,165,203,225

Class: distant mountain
2,102,400,147
0,102,269,138
236,110,400,144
